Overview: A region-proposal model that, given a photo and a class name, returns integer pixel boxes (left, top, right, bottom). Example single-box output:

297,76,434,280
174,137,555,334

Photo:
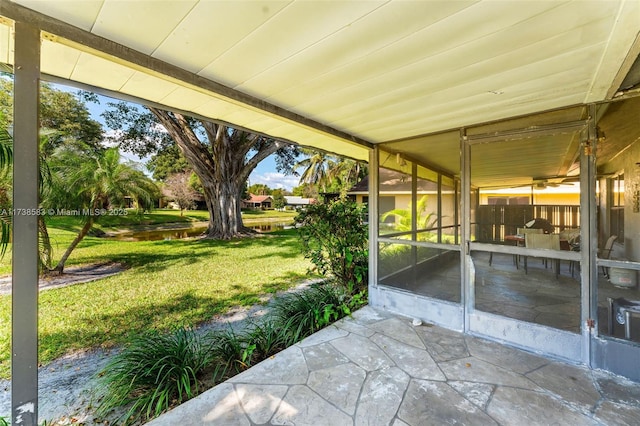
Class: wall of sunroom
595,97,640,263
375,148,461,302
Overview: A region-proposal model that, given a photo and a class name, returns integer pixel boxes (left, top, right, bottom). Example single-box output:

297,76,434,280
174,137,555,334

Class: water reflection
105,221,292,241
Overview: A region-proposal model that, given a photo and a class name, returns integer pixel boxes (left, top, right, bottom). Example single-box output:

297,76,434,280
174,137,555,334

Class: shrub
270,283,363,345
295,199,368,293
247,319,289,360
96,327,214,424
208,327,254,380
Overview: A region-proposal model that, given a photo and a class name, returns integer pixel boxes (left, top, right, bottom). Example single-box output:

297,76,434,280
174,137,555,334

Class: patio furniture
524,233,561,277
503,227,545,268
608,297,640,340
559,228,581,277
524,218,555,234
599,235,618,278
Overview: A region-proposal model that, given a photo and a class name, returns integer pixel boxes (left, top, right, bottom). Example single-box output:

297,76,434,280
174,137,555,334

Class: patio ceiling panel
303,10,618,140
152,1,290,75
69,52,136,92
16,0,101,32
119,73,183,104
156,86,215,113
470,133,580,188
40,39,79,79
240,1,476,101
196,1,389,88
89,1,198,56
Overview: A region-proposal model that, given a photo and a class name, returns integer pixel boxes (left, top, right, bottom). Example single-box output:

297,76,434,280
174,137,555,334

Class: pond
105,221,294,242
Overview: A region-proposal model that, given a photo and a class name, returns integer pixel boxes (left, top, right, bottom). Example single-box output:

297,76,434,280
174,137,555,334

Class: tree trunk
148,108,284,239
52,217,94,274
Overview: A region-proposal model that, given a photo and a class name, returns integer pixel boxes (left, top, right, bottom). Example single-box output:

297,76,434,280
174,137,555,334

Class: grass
0,210,312,379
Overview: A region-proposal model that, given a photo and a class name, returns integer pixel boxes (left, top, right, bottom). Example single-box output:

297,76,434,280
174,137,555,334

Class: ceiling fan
532,176,578,189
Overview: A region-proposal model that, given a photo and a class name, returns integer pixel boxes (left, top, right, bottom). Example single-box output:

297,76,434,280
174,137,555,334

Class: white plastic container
609,267,638,289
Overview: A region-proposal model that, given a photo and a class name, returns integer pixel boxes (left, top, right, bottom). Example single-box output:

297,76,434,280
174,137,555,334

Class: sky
58,83,301,191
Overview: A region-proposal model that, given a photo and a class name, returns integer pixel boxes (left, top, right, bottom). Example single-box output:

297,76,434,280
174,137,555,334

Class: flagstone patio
147,306,640,425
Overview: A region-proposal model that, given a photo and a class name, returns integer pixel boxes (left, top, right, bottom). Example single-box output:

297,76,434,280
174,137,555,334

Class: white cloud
249,171,299,191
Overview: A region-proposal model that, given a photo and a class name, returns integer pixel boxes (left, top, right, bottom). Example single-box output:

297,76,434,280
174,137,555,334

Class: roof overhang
0,0,639,173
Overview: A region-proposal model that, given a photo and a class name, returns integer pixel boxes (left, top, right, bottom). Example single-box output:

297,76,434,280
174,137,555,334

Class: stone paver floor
148,306,640,425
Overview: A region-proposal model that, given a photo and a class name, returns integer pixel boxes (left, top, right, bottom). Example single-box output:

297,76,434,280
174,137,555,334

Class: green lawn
0,210,311,378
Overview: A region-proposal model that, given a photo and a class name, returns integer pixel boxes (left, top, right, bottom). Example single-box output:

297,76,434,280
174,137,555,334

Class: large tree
103,103,298,239
0,79,103,153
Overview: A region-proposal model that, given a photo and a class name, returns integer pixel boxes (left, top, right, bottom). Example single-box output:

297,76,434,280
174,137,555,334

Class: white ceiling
1,0,639,175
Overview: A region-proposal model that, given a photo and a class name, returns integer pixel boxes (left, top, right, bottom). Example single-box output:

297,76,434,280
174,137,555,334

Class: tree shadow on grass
34,281,304,368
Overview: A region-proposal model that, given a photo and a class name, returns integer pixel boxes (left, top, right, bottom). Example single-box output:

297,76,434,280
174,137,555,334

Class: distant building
283,196,316,209
242,194,273,210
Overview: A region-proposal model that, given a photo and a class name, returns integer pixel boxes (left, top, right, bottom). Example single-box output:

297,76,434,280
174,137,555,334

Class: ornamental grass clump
96,327,214,424
270,283,351,346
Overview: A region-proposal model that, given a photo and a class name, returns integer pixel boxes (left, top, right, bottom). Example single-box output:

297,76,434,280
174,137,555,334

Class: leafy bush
295,199,368,293
96,327,214,424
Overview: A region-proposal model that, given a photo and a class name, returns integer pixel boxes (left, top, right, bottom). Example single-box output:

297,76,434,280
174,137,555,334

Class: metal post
580,104,597,366
460,128,472,331
368,147,379,290
411,162,417,283
12,22,40,426
437,174,442,243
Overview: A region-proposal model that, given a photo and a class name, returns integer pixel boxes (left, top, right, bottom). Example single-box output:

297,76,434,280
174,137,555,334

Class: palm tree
0,129,59,268
380,195,438,235
327,158,368,195
295,150,335,193
0,128,12,256
49,147,157,273
295,149,367,195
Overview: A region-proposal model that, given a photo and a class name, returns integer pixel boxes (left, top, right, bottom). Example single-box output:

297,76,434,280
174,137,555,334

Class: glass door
590,97,640,382
464,109,586,361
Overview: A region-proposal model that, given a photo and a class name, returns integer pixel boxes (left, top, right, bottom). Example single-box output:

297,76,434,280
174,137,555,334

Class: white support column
12,21,40,426
581,105,598,366
460,128,472,332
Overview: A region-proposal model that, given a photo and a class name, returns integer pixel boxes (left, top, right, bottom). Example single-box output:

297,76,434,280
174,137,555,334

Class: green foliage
0,80,103,151
272,189,287,210
295,199,368,293
96,327,215,425
208,327,252,379
380,195,438,234
291,183,318,198
271,283,352,345
0,129,11,258
46,147,159,271
147,144,190,181
294,148,367,195
92,278,366,423
247,183,272,195
247,319,289,360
